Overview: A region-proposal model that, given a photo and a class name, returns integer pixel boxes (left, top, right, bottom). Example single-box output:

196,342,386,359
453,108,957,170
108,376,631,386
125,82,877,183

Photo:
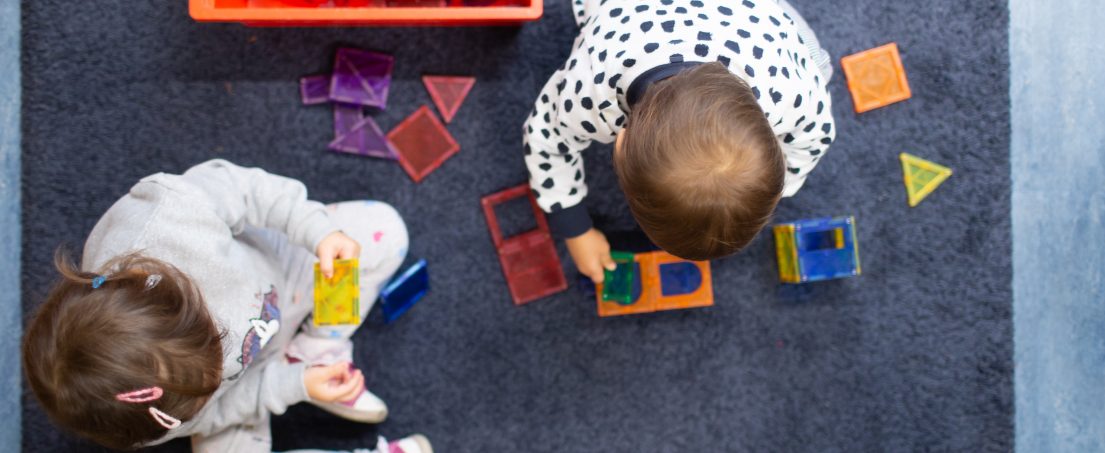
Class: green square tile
602,251,636,305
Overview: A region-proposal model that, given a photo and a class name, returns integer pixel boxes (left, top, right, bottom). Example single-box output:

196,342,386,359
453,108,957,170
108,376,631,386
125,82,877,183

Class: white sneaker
311,387,388,423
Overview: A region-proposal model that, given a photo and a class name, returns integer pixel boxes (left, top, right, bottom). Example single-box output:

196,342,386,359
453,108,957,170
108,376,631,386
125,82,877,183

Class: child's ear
615,128,627,155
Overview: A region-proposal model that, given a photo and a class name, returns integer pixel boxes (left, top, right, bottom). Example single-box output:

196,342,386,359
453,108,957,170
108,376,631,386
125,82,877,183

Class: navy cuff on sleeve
546,203,593,239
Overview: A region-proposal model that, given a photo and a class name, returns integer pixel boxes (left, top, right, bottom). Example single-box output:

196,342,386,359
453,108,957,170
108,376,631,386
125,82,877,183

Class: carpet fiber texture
21,0,1011,451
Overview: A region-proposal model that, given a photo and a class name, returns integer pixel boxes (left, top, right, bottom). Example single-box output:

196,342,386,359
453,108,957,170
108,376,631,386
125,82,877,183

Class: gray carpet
20,0,1011,451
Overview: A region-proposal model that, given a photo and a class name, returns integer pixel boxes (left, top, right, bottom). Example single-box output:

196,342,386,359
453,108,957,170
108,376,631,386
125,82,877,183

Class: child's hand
566,228,616,284
304,362,365,403
316,231,361,279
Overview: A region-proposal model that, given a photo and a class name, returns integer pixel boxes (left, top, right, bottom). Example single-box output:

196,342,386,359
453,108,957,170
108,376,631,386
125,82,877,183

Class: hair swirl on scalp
616,62,785,260
23,249,224,450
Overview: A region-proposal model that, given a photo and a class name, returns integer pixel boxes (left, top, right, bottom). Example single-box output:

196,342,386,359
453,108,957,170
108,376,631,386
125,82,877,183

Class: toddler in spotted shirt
523,0,836,282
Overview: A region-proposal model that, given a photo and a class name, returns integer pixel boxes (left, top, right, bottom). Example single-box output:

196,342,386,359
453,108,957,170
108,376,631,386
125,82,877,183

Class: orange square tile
841,43,912,113
650,252,713,311
596,253,657,317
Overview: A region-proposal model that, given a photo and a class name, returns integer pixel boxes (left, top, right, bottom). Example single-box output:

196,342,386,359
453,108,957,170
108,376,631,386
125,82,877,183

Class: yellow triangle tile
900,153,952,207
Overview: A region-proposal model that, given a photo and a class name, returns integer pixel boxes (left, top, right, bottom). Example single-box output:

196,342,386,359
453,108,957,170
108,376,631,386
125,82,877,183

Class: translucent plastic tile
602,251,636,305
387,106,459,182
328,116,398,159
300,74,331,105
380,259,430,324
422,75,475,123
900,152,952,207
480,184,567,305
840,42,912,113
328,48,394,109
658,261,703,296
596,251,713,317
332,103,364,139
313,258,360,326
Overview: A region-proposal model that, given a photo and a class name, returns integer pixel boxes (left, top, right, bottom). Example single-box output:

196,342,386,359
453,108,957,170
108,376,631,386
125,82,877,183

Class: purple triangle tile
328,116,398,160
328,48,393,109
333,103,364,139
299,74,331,105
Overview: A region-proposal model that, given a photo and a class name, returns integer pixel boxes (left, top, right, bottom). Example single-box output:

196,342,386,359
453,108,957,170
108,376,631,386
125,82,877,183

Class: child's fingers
335,370,364,402
320,361,348,380
318,247,335,279
341,237,361,259
600,251,617,272
587,260,605,284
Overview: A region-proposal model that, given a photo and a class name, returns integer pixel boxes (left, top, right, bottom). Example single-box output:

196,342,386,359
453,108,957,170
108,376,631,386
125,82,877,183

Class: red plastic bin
189,0,543,27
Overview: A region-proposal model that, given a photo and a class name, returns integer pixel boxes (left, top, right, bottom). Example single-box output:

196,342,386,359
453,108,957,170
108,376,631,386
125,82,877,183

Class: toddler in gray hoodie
23,159,432,453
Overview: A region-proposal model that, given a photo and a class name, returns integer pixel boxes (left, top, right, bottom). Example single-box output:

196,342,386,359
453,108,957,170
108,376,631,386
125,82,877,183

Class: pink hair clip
115,387,163,403
115,386,181,430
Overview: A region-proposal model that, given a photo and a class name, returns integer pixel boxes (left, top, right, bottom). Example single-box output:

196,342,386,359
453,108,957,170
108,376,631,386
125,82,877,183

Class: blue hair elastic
91,276,106,289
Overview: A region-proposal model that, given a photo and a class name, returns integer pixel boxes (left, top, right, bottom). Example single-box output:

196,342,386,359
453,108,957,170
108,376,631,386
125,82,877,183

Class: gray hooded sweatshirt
81,159,339,443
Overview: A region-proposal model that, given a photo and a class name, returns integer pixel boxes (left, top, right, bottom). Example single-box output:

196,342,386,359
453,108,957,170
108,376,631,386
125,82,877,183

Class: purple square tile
328,116,398,160
333,103,364,139
299,74,331,105
328,48,394,109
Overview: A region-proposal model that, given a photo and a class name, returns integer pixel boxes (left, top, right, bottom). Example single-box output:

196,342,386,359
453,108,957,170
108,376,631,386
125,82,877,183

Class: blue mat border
1011,0,1105,451
0,0,21,449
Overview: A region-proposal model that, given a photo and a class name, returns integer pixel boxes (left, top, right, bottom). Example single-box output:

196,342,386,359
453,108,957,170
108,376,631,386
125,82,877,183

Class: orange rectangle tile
596,251,712,317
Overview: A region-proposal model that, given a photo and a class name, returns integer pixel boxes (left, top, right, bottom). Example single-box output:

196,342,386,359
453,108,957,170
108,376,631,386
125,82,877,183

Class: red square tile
387,106,460,183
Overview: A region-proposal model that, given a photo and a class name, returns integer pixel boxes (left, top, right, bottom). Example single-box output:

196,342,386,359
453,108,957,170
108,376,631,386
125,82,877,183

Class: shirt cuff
281,361,311,412
301,209,342,253
546,203,593,239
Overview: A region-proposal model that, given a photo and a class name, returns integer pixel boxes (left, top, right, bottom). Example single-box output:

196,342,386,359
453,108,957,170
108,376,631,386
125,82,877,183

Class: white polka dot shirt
523,0,836,237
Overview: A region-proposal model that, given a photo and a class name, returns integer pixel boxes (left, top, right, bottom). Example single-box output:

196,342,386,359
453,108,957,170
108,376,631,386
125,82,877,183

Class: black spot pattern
522,0,837,213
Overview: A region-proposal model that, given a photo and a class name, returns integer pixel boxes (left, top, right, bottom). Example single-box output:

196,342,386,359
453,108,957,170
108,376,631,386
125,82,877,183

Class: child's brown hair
23,251,224,450
616,62,785,260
